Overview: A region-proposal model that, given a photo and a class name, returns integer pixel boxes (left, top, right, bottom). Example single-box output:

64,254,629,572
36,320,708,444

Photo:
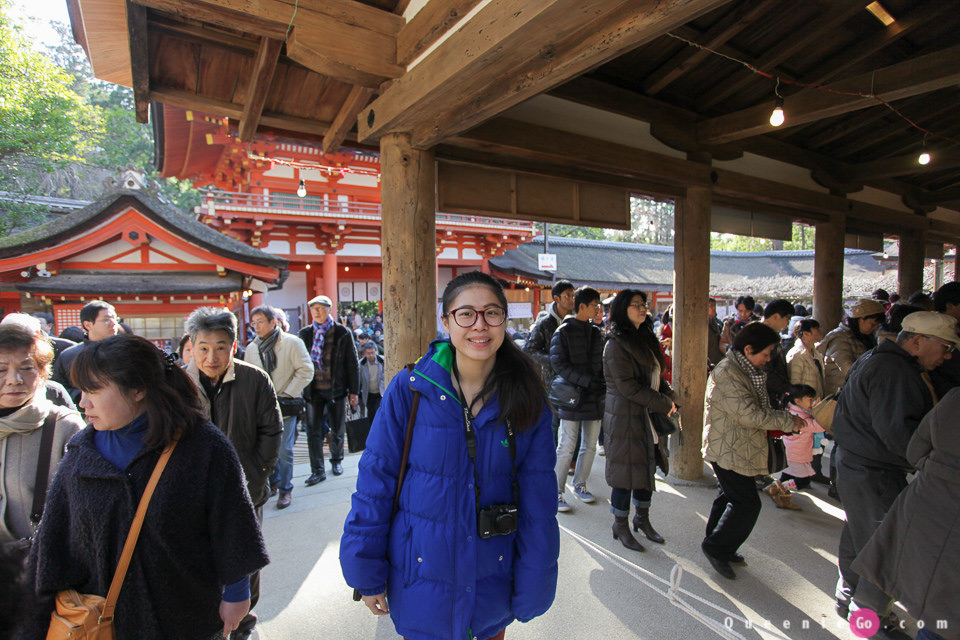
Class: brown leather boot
632,508,665,544
612,516,645,552
774,483,802,510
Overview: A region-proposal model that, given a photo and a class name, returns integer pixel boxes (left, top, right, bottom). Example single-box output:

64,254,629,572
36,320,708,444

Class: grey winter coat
852,388,960,639
602,333,674,491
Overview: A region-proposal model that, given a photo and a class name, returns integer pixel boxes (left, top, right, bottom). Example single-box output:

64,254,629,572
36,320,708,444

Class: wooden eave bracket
239,38,283,142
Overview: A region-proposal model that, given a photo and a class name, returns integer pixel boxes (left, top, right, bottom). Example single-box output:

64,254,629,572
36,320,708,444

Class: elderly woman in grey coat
602,290,676,552
852,388,960,640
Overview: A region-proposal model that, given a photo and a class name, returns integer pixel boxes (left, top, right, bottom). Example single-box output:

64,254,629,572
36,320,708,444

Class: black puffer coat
549,317,604,421
602,333,674,491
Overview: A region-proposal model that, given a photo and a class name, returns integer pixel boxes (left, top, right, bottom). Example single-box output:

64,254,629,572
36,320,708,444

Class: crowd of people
1,276,958,640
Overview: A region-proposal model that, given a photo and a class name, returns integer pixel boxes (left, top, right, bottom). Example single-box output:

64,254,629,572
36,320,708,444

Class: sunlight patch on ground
799,492,847,521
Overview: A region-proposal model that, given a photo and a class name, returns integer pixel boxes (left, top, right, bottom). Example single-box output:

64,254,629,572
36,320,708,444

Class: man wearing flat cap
298,295,359,484
831,310,960,637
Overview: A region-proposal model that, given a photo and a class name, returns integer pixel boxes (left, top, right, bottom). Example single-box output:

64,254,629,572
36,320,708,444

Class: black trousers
366,392,382,423
702,463,762,560
308,392,346,470
834,447,905,614
233,504,262,637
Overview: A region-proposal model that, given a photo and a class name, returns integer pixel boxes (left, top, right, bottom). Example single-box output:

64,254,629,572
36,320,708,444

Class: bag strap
101,436,180,622
353,364,419,602
392,363,420,517
30,412,59,524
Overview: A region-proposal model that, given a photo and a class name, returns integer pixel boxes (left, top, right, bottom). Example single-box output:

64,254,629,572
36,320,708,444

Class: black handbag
650,411,679,437
767,436,787,474
277,395,306,417
345,399,371,453
548,377,581,409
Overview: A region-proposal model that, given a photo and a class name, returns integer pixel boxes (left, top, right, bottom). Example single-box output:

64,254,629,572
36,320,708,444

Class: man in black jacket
550,286,605,513
761,298,794,409
524,280,575,444
299,295,360,482
52,300,119,404
831,311,960,638
185,306,282,640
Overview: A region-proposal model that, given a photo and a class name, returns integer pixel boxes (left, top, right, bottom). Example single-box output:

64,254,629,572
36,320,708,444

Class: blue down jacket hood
340,340,559,640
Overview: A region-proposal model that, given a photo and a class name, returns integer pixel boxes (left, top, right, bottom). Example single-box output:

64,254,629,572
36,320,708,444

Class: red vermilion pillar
322,252,338,309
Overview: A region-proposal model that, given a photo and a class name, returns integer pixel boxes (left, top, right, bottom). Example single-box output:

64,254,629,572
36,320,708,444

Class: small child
766,384,826,509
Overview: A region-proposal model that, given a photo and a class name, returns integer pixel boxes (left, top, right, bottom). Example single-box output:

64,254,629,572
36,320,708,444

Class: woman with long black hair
602,290,677,552
22,334,268,640
341,271,558,640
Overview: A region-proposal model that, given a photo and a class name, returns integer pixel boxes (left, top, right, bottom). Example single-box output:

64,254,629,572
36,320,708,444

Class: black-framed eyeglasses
448,306,507,328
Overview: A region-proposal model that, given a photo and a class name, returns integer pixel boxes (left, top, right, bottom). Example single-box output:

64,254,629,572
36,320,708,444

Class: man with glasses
831,311,960,638
52,300,120,404
525,281,575,442
550,286,605,513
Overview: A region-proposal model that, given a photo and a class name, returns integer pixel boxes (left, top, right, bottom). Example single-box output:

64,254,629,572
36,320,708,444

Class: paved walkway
252,439,906,640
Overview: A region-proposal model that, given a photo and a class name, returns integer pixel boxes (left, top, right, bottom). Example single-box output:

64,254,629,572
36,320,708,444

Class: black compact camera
477,503,519,539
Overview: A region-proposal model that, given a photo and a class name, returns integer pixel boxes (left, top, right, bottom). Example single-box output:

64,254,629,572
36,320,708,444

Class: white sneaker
598,445,606,456
574,485,596,503
557,493,572,513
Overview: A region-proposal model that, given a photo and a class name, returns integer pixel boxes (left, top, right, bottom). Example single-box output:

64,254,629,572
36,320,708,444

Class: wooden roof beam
238,38,283,142
201,0,403,85
127,1,150,124
132,0,289,40
697,44,960,145
322,86,374,153
359,0,729,147
698,0,867,110
843,150,960,182
642,0,778,96
397,0,484,66
797,1,942,87
919,186,960,207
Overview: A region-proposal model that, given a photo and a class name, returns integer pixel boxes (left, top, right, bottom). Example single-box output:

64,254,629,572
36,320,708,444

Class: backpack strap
392,363,420,515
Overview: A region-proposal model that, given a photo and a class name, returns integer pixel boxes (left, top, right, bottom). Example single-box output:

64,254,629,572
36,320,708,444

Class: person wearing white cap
817,298,887,396
831,310,960,638
298,295,359,483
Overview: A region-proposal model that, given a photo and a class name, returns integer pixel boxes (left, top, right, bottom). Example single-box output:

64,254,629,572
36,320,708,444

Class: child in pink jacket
780,383,826,490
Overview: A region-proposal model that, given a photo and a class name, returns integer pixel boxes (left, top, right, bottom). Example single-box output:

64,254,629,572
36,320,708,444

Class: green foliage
538,222,606,240
710,223,816,252
608,195,676,245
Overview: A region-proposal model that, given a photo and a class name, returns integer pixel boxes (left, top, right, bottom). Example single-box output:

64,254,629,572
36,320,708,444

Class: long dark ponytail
442,271,548,433
71,334,206,448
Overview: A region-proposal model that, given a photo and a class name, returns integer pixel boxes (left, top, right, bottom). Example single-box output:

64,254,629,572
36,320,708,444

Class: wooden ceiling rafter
132,0,289,39
696,44,960,145
322,86,374,153
238,37,283,142
696,0,868,111
642,0,778,96
128,1,151,124
359,0,730,147
396,0,484,66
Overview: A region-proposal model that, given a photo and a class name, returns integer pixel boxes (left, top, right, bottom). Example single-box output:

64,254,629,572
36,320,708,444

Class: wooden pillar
672,186,711,482
249,292,263,308
954,245,959,282
814,213,845,332
322,252,338,310
898,232,925,298
380,132,436,380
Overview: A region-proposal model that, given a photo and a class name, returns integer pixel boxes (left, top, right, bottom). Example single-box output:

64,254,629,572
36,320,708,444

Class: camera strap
451,363,520,516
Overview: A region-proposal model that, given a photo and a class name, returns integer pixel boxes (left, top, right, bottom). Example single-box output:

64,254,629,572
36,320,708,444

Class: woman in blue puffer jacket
341,271,559,640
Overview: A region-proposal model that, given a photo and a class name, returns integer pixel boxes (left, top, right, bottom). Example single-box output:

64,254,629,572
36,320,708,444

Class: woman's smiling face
442,285,506,365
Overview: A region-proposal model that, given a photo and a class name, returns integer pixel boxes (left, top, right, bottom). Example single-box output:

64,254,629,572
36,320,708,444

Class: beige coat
1,391,83,542
702,352,795,476
817,324,869,395
786,342,825,398
244,331,314,399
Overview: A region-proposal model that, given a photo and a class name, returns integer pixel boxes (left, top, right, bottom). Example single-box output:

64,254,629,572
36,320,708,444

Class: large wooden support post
898,232,925,298
814,214,845,332
673,186,711,482
381,132,437,380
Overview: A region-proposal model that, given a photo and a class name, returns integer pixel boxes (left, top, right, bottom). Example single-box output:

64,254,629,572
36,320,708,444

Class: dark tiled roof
15,273,244,295
0,190,287,271
490,236,884,296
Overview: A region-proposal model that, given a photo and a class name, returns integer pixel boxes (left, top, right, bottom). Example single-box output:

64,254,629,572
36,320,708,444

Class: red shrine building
156,105,539,330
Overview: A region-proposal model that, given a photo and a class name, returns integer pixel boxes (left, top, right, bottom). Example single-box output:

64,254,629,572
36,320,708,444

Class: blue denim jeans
916,628,947,640
269,415,298,493
609,488,653,517
554,419,601,493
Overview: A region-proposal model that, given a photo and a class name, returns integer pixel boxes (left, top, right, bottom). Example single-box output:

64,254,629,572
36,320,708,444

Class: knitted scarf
732,349,770,410
309,317,334,369
256,327,281,374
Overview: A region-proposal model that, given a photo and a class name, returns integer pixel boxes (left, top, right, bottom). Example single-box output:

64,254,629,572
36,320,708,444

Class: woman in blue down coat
341,271,559,640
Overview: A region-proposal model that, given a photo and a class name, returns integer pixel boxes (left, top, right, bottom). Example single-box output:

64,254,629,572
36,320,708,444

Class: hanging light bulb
769,77,785,127
918,151,931,165
297,179,307,198
769,96,785,127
